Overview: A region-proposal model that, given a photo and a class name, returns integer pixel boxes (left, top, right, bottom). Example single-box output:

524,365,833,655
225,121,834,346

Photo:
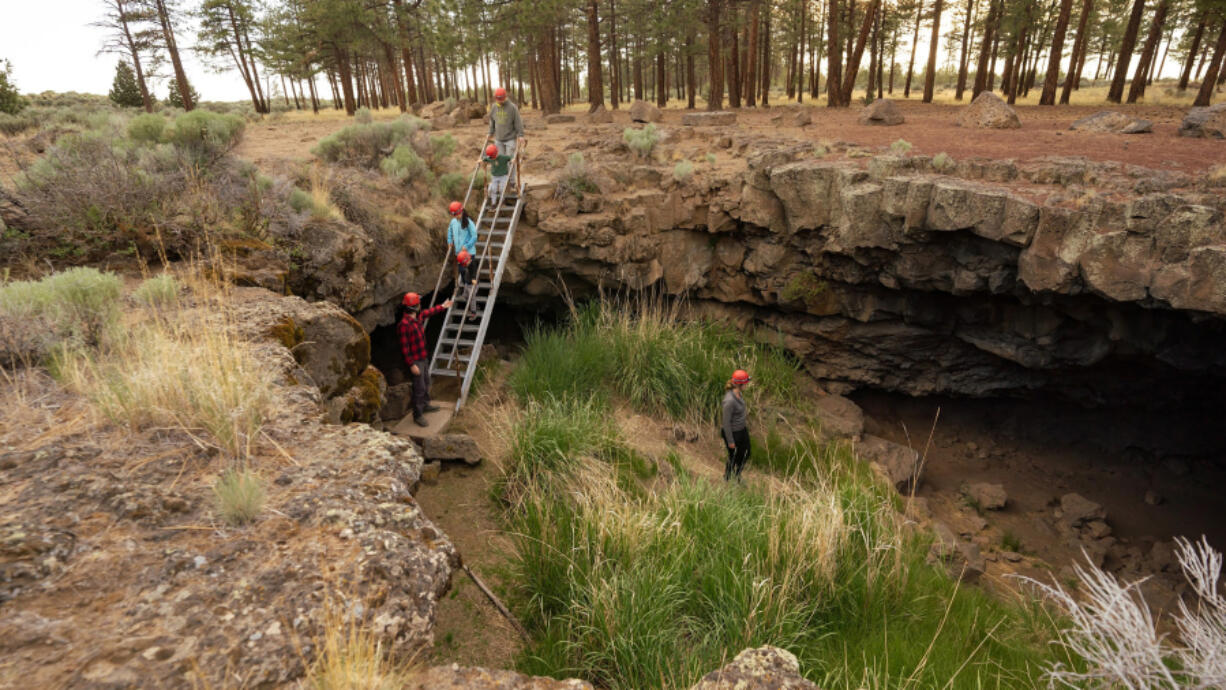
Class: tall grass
508,297,797,421
213,467,265,525
497,299,1062,688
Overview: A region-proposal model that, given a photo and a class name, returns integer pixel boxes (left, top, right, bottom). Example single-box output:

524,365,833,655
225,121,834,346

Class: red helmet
731,369,751,385
448,201,462,216
402,292,421,308
484,144,499,158
456,249,471,266
494,87,507,102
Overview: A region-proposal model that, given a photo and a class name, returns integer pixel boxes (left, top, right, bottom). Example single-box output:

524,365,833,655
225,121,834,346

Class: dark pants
724,428,751,481
455,263,472,297
411,359,431,417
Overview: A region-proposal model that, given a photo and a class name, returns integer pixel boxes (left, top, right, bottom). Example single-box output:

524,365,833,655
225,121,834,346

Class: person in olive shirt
482,144,513,205
486,87,524,159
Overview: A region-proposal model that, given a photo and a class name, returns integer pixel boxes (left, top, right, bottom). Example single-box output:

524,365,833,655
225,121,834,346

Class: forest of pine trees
90,0,1226,116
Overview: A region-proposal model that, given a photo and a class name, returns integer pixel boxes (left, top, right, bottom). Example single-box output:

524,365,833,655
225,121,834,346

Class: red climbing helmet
402,292,421,308
448,201,462,216
457,249,471,266
731,369,751,385
484,144,499,158
494,87,507,102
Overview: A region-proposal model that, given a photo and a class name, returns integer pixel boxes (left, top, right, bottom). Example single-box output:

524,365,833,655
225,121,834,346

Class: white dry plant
1017,536,1226,689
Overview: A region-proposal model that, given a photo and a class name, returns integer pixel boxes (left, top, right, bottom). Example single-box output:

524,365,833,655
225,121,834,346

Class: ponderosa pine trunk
922,0,943,102
745,0,760,105
586,0,605,110
1039,0,1075,103
115,0,154,112
686,32,697,108
1180,14,1207,91
1107,0,1146,102
827,0,844,105
905,0,922,97
761,3,772,105
1060,0,1093,103
842,0,879,103
1126,0,1169,102
955,0,976,100
708,0,725,110
1194,21,1226,107
153,0,193,111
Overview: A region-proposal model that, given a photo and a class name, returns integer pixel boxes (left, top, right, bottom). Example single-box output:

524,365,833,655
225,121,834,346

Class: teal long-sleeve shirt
447,217,477,255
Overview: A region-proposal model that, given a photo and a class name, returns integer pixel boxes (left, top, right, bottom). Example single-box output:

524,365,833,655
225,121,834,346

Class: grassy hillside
491,298,1067,688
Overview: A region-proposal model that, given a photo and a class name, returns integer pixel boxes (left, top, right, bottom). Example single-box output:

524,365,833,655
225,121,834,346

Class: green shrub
127,113,166,144
672,160,693,182
555,153,598,199
213,468,265,525
813,145,829,158
0,60,28,115
354,106,373,124
163,110,244,163
890,138,913,155
705,153,717,165
132,274,180,307
0,267,122,362
622,124,658,158
436,171,467,199
429,133,457,162
313,116,429,168
932,152,956,172
380,144,428,184
0,112,36,136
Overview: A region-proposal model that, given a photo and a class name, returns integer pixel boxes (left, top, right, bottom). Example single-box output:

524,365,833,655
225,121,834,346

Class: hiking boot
423,404,440,413
413,415,428,427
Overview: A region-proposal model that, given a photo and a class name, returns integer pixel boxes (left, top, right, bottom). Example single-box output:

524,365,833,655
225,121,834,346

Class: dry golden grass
306,603,422,690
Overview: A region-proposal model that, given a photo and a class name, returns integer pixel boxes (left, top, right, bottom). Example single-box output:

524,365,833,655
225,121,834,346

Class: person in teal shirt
446,200,477,257
482,144,513,204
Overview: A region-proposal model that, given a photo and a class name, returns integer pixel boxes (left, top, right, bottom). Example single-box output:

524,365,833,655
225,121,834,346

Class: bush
354,106,373,124
932,152,956,172
622,124,658,158
0,112,36,136
379,144,428,184
0,267,122,364
672,160,693,182
555,152,597,199
313,116,429,168
131,274,180,307
436,171,467,199
429,133,457,162
705,153,717,165
163,110,244,164
288,186,334,220
0,60,28,115
127,113,166,144
213,468,265,525
108,61,144,108
890,138,913,155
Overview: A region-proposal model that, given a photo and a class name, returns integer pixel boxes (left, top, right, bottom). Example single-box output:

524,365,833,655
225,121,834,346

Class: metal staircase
426,153,525,411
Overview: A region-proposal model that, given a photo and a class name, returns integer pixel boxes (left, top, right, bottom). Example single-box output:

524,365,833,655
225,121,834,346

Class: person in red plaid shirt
399,291,452,426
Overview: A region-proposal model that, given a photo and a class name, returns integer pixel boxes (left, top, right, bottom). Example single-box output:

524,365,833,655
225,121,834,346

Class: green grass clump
932,152,956,172
508,298,796,421
622,124,658,158
436,171,466,199
555,153,598,199
429,133,457,162
131,274,180,308
127,113,166,144
890,138,913,155
380,144,429,184
673,160,694,182
213,468,265,525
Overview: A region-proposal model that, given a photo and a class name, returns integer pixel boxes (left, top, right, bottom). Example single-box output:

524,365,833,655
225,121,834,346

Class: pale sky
0,1,1183,105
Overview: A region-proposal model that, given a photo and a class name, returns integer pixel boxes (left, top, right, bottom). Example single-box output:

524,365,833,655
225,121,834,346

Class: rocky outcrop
410,664,593,689
1069,110,1152,134
683,111,738,127
958,92,1021,129
545,114,576,124
858,99,904,126
691,646,818,689
422,433,482,465
629,100,663,123
860,435,921,493
1179,103,1226,138
962,482,1008,510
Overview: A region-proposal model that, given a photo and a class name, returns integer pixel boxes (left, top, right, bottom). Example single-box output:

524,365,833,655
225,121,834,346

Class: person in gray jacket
486,87,525,159
722,369,752,482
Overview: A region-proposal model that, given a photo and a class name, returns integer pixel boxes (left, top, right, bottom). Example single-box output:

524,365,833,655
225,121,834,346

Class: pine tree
0,59,28,115
109,61,145,107
165,78,201,108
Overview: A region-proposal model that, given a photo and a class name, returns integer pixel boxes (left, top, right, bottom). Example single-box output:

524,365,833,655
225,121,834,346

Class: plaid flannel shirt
399,305,446,365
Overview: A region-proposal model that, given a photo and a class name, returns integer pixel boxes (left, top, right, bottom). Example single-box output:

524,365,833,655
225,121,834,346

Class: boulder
813,394,864,439
545,114,576,124
410,664,593,689
858,98,905,126
1178,103,1226,138
422,433,482,465
1059,493,1105,526
957,92,1021,129
690,646,818,690
793,107,814,127
431,114,455,130
928,521,986,580
859,435,921,493
962,482,1008,510
629,99,663,123
467,102,488,120
586,104,613,124
682,111,738,127
419,461,441,484
381,382,414,420
1069,110,1152,134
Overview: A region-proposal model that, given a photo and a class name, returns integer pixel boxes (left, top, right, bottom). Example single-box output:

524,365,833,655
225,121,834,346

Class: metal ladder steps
438,337,477,348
